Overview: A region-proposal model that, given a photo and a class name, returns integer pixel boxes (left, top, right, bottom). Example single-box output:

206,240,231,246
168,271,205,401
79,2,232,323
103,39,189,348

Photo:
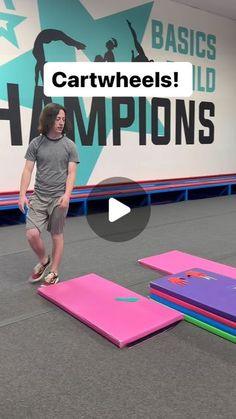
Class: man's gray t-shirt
25,134,79,198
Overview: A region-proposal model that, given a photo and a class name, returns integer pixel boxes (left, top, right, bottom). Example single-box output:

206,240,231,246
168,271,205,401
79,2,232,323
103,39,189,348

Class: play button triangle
108,198,131,223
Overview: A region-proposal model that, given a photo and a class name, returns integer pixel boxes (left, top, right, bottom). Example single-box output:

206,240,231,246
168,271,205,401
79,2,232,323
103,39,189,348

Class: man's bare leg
50,233,64,274
26,228,48,264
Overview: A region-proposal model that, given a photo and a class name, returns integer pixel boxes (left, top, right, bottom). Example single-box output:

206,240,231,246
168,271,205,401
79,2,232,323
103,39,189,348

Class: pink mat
138,250,236,279
38,273,183,348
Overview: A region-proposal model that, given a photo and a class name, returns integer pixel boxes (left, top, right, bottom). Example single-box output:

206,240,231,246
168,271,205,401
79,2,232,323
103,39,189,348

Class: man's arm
58,161,77,208
18,160,35,212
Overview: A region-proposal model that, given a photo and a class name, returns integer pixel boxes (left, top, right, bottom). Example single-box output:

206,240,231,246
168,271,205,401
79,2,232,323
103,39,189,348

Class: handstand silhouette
32,29,86,85
127,20,153,62
94,38,118,62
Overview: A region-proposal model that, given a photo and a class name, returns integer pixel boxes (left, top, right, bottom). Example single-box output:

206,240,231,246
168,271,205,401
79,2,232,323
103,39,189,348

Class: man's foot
29,256,51,283
41,271,59,286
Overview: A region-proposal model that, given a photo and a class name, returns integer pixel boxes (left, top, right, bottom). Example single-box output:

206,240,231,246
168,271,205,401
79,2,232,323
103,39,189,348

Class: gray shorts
26,193,68,234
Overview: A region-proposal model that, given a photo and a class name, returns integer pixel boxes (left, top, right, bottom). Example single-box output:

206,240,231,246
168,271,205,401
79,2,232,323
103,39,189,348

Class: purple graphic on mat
150,268,236,321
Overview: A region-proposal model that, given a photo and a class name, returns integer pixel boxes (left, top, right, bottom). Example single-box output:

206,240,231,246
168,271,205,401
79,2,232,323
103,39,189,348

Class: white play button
108,198,131,222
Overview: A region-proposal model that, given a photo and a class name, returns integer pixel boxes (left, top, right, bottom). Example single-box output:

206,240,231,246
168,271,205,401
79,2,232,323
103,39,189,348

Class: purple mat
150,268,236,322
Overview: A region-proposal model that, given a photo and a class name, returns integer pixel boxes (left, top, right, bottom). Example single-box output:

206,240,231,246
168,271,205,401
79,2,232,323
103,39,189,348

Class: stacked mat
149,268,236,343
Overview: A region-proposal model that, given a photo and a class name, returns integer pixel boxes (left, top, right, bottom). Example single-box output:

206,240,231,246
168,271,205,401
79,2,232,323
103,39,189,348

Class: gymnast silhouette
32,29,86,85
94,38,118,62
127,20,153,62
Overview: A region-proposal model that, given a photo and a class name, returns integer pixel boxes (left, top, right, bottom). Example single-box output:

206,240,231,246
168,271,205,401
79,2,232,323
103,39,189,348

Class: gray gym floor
0,195,235,419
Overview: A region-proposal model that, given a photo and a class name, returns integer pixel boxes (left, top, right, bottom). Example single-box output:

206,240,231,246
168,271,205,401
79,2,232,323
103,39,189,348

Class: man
18,103,79,285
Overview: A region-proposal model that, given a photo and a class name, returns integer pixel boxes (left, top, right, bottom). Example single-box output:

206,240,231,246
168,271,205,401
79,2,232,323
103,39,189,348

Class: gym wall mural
1,0,236,192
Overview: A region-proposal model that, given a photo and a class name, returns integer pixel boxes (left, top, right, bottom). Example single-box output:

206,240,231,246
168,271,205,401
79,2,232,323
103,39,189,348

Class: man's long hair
38,103,71,135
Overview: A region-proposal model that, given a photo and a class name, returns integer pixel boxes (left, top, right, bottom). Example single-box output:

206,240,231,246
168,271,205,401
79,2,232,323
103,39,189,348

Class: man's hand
58,194,70,209
18,195,28,213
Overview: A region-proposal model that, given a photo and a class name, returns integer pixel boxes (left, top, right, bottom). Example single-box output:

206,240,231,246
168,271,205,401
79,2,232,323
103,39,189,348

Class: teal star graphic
37,0,153,63
4,0,16,10
0,12,26,47
0,1,161,185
